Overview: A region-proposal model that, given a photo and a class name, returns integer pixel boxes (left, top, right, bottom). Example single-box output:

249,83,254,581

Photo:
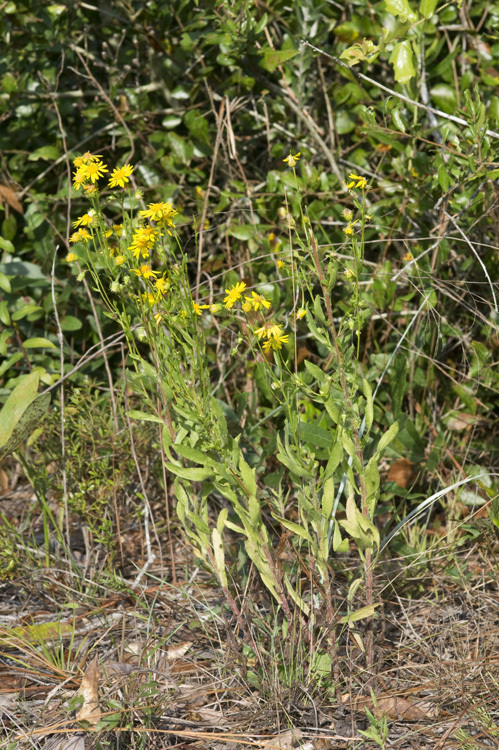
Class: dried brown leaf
387,458,416,488
167,640,192,660
261,729,304,749
76,657,101,726
0,184,23,214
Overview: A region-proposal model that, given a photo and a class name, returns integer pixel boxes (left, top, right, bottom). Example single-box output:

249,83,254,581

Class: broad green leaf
259,47,298,73
0,271,11,293
174,443,219,469
28,145,59,161
301,421,334,450
339,603,381,624
0,237,15,254
385,0,418,22
389,41,416,84
0,370,40,449
419,0,438,17
60,315,83,331
430,83,457,114
0,393,50,460
12,305,43,321
23,337,57,349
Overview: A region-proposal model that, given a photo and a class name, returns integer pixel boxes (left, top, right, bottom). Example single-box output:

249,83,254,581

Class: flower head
72,166,88,191
139,201,177,229
343,220,358,236
129,226,160,258
296,308,306,320
108,163,134,189
223,281,246,309
345,172,367,190
73,152,103,167
403,251,414,263
193,301,209,316
283,152,301,168
115,255,125,265
244,290,272,312
73,211,96,229
69,228,91,244
65,252,78,262
85,160,108,183
133,264,158,279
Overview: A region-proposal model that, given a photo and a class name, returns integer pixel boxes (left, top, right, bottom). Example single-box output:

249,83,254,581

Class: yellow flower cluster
344,172,368,191
254,322,289,352
72,152,135,192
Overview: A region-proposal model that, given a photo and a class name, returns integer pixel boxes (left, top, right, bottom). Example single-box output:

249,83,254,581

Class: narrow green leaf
0,271,11,293
239,454,257,496
339,603,381,624
259,47,298,73
126,410,164,423
23,337,57,349
212,528,227,587
0,370,40,449
272,513,312,541
376,421,400,457
164,464,215,481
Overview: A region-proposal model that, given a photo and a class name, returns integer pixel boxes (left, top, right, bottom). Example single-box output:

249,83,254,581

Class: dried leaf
387,458,416,488
262,729,304,749
0,184,23,214
167,640,192,660
76,657,101,727
43,736,85,750
355,694,428,720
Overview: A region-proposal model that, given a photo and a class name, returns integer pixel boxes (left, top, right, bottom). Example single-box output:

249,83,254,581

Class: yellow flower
129,226,159,258
142,292,156,306
254,322,286,341
223,281,246,309
85,160,108,183
244,291,271,311
262,330,289,351
403,251,414,262
65,252,78,262
193,302,209,315
108,163,134,188
72,166,87,191
73,212,95,228
242,302,252,313
209,303,223,314
133,264,158,279
342,208,354,222
69,228,91,243
346,172,367,190
277,260,285,269
296,308,306,320
283,151,301,167
74,152,103,167
155,275,170,294
343,220,358,235
83,183,98,195
139,201,177,228
115,255,125,265
154,312,163,325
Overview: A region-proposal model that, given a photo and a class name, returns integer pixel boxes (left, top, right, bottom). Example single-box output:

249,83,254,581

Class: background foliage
0,0,498,682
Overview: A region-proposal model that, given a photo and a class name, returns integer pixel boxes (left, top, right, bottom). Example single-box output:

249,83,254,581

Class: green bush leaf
419,0,438,17
385,0,418,22
23,337,57,349
389,41,416,84
259,47,298,73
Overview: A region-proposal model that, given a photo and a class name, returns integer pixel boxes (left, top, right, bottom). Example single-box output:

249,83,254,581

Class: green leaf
239,455,257,496
212,528,228,587
259,47,298,73
430,83,457,114
272,514,312,541
28,145,59,161
11,305,43,321
23,337,57,349
0,271,11,293
389,41,416,84
0,372,51,459
339,603,381,624
60,316,83,331
301,421,334,450
419,0,438,17
126,410,165,423
376,421,399,457
321,477,335,519
164,463,214,482
0,237,15,254
362,378,373,435
385,0,418,22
